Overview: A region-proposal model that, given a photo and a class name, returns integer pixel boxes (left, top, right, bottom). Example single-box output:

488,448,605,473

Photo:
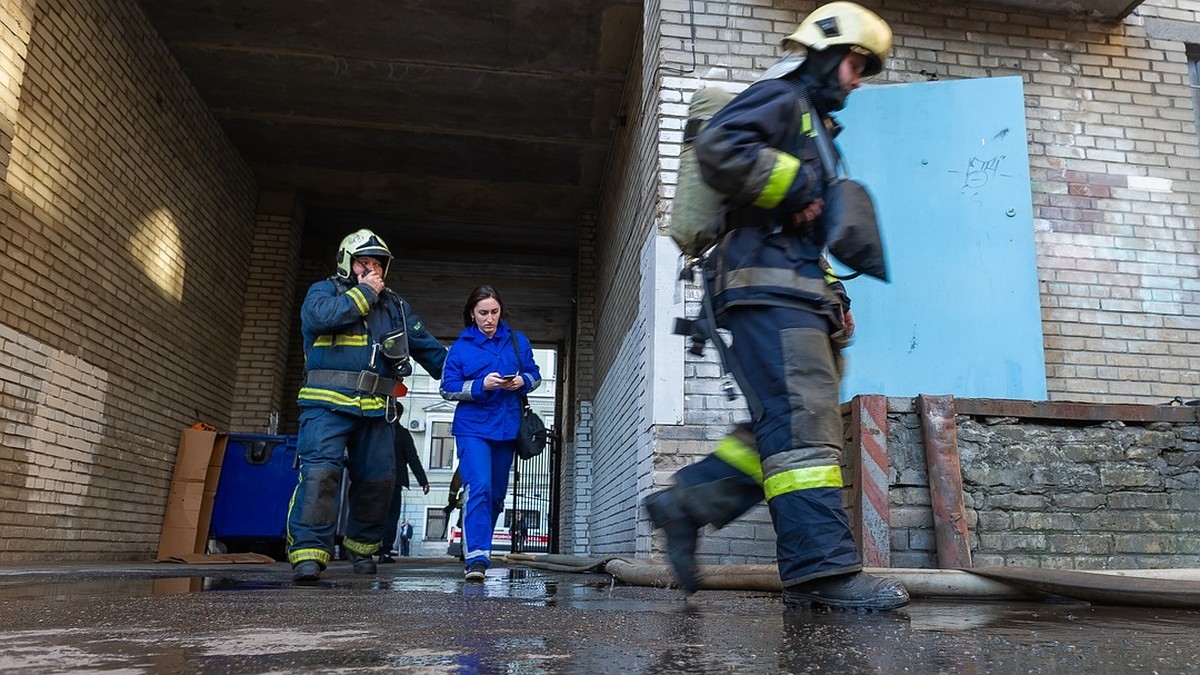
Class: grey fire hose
499,554,1200,609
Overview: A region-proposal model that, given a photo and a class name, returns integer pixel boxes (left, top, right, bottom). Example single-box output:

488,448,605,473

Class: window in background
429,420,455,470
425,507,448,541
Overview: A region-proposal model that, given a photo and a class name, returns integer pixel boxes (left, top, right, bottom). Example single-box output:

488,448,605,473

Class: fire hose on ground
499,554,1200,609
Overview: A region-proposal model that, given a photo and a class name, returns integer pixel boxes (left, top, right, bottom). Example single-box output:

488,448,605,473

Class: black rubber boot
292,561,323,584
782,571,910,611
349,551,377,575
643,489,701,594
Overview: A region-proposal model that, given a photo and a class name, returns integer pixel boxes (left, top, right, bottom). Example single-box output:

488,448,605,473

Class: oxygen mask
379,325,411,376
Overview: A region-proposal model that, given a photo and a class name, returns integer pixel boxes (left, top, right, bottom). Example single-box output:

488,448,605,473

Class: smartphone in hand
501,373,519,381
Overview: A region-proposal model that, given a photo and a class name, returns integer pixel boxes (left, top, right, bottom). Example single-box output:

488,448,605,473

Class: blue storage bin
209,434,299,541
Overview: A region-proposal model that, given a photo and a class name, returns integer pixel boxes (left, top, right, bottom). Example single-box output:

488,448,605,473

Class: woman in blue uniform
440,285,541,581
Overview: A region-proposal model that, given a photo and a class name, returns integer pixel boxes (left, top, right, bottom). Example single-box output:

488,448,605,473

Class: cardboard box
155,428,228,560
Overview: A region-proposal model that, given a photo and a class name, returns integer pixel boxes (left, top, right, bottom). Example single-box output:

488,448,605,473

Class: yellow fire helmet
783,2,893,78
335,228,393,280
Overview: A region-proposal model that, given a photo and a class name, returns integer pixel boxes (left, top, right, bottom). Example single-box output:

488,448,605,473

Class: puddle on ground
0,566,706,616
6,567,1200,635
4,567,1200,674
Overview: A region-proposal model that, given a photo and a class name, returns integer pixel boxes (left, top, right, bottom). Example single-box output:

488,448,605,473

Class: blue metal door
833,76,1047,400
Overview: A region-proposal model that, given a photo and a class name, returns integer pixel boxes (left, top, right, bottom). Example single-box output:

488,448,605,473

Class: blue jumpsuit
439,322,541,568
678,76,862,586
287,277,445,567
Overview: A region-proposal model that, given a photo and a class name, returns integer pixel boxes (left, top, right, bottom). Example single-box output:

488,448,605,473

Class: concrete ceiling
135,0,1138,343
137,0,641,343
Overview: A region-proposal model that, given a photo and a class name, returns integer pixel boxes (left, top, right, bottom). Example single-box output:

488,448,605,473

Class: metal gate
502,433,558,554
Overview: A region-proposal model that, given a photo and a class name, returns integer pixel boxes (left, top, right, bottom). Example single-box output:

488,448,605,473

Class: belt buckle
356,370,381,394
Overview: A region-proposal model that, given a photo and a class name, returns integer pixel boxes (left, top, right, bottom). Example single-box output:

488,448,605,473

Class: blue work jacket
440,322,541,440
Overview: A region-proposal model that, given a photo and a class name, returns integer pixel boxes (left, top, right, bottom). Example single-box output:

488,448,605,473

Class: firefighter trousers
672,304,862,586
286,407,395,566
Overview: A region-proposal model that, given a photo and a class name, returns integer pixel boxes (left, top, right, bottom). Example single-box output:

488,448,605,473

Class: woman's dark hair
462,285,509,327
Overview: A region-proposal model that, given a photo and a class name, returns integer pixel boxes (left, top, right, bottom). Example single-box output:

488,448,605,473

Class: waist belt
305,369,397,397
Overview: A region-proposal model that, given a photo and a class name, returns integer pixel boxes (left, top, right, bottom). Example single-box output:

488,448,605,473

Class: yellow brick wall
229,213,303,433
0,0,257,561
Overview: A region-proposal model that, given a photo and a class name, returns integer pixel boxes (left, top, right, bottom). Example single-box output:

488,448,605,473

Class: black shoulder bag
509,335,548,459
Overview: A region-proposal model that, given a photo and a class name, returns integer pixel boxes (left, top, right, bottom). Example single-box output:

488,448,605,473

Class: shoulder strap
782,80,842,180
783,81,862,281
809,111,843,180
510,333,531,409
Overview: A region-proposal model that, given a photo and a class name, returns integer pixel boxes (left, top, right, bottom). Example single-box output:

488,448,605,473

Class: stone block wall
0,0,257,561
882,401,1200,569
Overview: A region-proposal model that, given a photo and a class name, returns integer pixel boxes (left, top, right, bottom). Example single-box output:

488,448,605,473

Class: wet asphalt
1,557,1198,674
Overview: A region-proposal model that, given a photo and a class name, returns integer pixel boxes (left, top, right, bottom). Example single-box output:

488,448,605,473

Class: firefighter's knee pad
352,478,393,524
298,466,341,525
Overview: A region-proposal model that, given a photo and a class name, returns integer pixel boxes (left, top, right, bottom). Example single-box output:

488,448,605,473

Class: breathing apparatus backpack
669,86,735,259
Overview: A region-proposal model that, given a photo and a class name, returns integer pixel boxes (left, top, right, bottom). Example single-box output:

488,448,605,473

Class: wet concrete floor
1,558,1198,673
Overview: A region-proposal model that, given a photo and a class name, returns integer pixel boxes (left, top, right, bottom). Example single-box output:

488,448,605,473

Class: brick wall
229,212,304,433
279,256,332,435
0,0,257,561
654,0,1199,412
579,0,664,555
559,213,596,554
561,401,594,554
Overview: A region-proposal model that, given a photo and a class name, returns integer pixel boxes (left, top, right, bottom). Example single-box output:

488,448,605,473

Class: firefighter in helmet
287,229,446,583
643,2,909,610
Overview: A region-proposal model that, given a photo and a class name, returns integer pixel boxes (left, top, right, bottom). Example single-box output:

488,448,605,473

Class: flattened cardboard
158,552,276,565
156,428,228,561
195,434,228,553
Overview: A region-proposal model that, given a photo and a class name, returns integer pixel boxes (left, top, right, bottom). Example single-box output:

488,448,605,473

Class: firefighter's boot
349,551,377,575
643,489,701,594
782,571,910,611
644,474,763,594
292,560,323,584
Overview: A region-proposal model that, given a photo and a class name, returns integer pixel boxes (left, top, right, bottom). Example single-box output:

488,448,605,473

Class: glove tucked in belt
305,369,397,397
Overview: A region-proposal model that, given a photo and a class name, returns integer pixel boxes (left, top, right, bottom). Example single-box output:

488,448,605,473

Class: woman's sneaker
464,561,487,582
